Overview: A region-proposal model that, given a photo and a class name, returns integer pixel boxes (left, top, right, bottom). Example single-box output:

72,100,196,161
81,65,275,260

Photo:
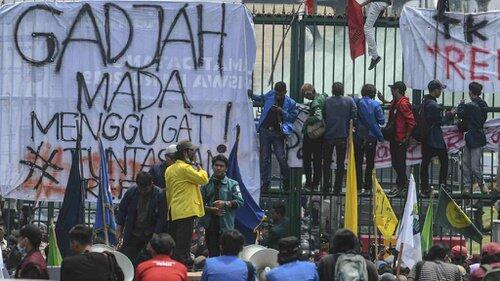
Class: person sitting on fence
14,224,49,279
266,236,319,281
135,233,187,281
317,228,378,281
61,224,124,281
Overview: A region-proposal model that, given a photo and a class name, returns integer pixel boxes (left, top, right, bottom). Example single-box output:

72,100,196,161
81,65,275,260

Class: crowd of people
251,79,490,197
2,221,500,281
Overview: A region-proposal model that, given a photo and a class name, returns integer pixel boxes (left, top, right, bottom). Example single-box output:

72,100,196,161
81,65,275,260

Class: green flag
48,223,63,266
421,194,434,255
434,188,482,243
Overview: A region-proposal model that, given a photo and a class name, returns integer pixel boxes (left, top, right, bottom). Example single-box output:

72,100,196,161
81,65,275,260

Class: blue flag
227,126,264,244
94,139,117,246
55,149,84,257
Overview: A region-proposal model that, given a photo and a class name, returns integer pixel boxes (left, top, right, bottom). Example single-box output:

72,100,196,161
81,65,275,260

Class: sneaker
261,185,270,194
368,56,381,70
420,187,431,197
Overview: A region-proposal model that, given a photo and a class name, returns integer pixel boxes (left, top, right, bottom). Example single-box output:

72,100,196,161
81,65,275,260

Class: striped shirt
408,261,462,281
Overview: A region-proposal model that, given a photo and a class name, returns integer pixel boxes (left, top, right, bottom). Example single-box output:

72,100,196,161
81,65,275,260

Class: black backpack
412,100,430,143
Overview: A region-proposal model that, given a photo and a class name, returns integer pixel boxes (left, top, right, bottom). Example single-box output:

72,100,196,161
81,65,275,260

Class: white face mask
17,243,27,256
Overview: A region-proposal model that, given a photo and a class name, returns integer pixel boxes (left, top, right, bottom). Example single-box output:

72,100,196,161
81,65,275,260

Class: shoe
387,187,400,198
420,188,431,197
368,56,381,70
303,182,312,192
261,185,270,194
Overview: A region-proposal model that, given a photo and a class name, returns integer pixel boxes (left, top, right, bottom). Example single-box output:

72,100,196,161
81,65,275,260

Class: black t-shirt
61,251,124,281
263,98,284,130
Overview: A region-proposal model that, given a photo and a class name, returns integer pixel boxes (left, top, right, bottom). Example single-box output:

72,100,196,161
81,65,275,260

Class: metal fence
1,3,499,255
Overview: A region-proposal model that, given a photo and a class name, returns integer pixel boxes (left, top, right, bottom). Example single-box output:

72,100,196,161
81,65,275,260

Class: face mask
17,243,26,256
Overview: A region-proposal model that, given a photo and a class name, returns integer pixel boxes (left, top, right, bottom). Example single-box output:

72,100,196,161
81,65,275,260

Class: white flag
396,174,422,269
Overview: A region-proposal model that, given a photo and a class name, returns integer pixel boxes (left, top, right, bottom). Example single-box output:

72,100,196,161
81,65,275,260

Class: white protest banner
288,111,500,168
400,7,500,93
0,1,258,202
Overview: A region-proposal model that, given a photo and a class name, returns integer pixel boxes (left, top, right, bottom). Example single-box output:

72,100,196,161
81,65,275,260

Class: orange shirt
135,255,187,281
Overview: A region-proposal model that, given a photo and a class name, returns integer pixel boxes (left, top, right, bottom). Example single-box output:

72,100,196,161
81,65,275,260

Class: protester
301,83,328,191
470,242,500,281
385,81,416,197
323,82,357,195
60,224,124,281
361,0,390,70
0,224,7,251
14,224,49,279
420,80,450,196
200,154,244,257
135,234,187,281
266,236,319,281
149,144,177,189
117,171,166,266
408,244,462,281
457,82,489,195
249,81,298,192
165,140,209,266
317,229,378,281
261,204,290,250
451,245,470,273
200,229,255,281
354,84,385,194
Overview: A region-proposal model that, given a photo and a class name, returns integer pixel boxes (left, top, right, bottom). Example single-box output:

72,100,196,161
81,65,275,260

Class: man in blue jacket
457,82,489,194
250,82,298,192
117,172,167,265
355,84,385,194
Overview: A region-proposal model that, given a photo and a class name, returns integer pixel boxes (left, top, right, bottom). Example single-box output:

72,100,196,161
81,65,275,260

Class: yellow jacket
165,160,209,221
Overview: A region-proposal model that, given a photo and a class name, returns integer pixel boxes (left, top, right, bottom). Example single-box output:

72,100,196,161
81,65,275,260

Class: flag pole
372,171,378,262
396,243,404,277
98,134,110,246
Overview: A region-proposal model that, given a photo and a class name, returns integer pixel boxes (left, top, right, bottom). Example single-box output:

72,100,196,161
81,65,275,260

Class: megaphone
91,244,134,281
240,245,279,281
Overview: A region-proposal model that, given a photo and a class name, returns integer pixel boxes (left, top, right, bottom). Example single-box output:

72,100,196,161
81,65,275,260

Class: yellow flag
344,123,358,235
373,173,398,239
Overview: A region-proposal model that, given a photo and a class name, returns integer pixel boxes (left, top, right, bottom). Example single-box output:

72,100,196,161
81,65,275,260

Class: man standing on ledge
361,0,391,70
165,140,209,266
249,82,298,193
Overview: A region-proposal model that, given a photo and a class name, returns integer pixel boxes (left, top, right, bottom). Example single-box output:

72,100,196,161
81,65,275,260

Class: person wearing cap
323,82,357,195
385,81,416,198
420,80,452,196
165,139,209,266
457,82,489,194
201,229,255,281
149,143,177,190
200,154,244,257
135,233,188,281
408,244,461,281
470,242,500,281
451,245,470,274
117,171,167,266
61,224,124,281
301,83,328,191
361,0,391,71
249,81,298,192
354,84,385,194
15,224,49,279
266,236,319,281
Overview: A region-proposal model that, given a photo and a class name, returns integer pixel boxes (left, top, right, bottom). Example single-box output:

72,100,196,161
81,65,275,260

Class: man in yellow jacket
165,140,209,266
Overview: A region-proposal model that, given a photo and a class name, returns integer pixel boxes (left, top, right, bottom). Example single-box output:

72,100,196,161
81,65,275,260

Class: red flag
305,0,315,15
347,0,366,60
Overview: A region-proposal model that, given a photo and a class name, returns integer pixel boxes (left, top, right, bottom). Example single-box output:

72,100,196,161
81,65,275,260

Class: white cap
165,144,177,156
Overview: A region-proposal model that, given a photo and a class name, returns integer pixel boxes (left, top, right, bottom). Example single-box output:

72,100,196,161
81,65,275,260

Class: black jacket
423,95,449,149
457,97,488,149
60,251,124,281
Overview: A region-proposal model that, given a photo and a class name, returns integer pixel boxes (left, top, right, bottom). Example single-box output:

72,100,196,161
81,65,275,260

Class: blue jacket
117,186,166,245
324,95,357,140
266,261,319,281
252,90,298,135
457,97,488,149
201,256,254,281
355,97,385,142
